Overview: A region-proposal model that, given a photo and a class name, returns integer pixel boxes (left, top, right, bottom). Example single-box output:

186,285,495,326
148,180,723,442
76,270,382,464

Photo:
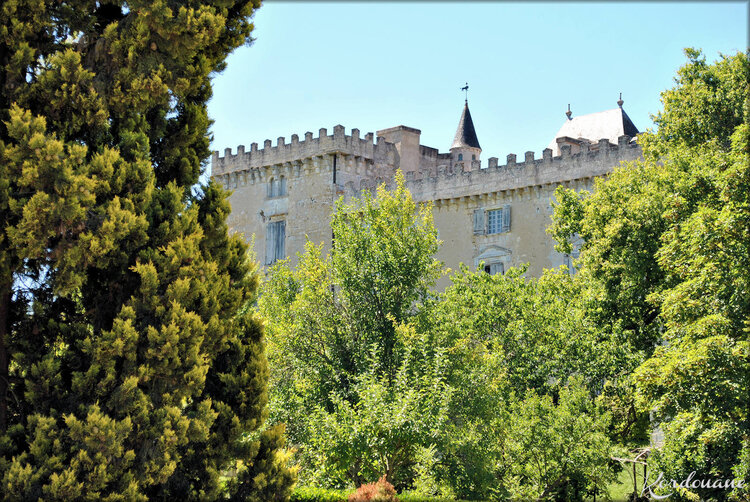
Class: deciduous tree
550,48,749,500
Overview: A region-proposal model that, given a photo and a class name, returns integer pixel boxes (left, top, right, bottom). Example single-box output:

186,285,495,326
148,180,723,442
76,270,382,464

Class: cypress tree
0,1,294,499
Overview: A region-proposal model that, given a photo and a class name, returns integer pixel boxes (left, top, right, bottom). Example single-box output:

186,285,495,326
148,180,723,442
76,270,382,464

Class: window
487,209,502,234
483,262,504,275
472,154,476,161
267,176,287,198
458,153,463,161
486,205,511,234
265,220,286,265
476,246,511,275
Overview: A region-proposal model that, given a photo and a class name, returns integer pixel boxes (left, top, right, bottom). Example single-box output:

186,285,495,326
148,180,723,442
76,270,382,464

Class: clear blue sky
208,1,748,165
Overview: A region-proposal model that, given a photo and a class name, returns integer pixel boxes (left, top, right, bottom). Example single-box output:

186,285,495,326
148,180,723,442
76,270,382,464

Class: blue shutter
502,204,511,232
473,209,485,235
265,222,276,265
275,220,286,261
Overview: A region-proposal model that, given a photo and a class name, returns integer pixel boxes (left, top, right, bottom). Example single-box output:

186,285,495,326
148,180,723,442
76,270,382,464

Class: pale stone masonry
211,101,643,289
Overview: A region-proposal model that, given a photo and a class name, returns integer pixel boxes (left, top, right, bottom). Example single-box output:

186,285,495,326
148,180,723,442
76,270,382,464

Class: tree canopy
550,48,749,501
263,48,749,501
0,1,294,499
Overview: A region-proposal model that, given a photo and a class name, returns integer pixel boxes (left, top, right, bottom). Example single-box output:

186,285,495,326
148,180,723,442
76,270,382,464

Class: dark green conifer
0,1,294,499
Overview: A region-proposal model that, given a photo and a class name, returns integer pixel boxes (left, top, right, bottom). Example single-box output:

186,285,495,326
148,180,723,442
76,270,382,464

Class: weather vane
461,82,469,102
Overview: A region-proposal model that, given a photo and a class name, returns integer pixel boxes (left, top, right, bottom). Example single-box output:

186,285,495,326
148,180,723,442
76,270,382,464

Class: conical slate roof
451,101,481,150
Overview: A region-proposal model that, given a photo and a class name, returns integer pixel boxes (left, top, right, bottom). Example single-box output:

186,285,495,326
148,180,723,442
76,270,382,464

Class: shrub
348,476,399,502
291,486,349,502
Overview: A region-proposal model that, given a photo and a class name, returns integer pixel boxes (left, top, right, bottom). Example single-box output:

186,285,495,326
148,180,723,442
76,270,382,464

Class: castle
211,98,642,289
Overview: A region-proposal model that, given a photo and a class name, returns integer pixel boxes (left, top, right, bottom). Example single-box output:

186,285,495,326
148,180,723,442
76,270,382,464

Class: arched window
267,176,287,198
458,153,463,161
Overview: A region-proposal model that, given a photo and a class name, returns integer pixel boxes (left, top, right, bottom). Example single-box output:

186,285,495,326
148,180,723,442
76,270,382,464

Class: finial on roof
617,92,624,108
461,82,469,103
566,104,572,120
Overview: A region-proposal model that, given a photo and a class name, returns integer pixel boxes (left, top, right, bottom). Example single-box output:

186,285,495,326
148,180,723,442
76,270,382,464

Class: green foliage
260,172,443,489
423,266,635,396
330,172,441,380
414,267,628,498
306,335,451,488
0,1,294,499
265,47,749,502
653,48,749,150
396,494,478,502
262,174,628,498
550,48,750,501
289,487,480,502
499,379,616,501
290,486,349,502
638,52,749,501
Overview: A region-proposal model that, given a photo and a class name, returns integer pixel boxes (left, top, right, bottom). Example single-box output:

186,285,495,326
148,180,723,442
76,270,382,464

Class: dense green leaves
263,48,749,501
262,175,626,499
501,380,615,501
550,48,749,501
0,1,294,499
260,173,444,489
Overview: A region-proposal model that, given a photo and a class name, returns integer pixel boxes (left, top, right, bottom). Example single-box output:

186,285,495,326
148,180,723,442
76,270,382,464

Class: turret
450,100,482,171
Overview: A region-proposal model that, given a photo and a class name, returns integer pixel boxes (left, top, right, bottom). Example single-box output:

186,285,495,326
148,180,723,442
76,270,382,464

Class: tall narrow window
265,220,286,265
458,153,463,161
267,176,287,198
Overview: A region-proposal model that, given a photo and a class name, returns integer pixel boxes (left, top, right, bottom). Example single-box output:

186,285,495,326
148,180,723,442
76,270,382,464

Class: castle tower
546,96,639,156
450,100,482,170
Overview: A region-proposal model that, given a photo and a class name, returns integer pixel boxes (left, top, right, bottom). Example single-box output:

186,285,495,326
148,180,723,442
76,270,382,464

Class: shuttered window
487,209,501,234
487,205,511,234
265,220,286,265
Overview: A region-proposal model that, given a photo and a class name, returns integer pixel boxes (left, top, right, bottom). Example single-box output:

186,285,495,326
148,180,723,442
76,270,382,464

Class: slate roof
451,101,481,150
547,107,639,155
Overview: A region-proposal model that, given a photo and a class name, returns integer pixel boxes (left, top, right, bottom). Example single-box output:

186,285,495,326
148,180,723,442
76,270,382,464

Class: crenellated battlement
214,103,645,281
342,135,641,202
211,121,641,199
211,125,398,177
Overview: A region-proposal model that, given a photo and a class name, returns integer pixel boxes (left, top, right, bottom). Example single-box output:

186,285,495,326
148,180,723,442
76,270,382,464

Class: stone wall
212,125,642,285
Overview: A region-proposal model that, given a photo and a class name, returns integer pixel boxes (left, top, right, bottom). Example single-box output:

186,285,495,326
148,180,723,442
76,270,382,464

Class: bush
348,476,398,502
291,486,349,502
398,493,474,502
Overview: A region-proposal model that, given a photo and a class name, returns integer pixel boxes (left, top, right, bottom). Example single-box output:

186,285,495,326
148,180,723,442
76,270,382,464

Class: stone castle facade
211,99,642,288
